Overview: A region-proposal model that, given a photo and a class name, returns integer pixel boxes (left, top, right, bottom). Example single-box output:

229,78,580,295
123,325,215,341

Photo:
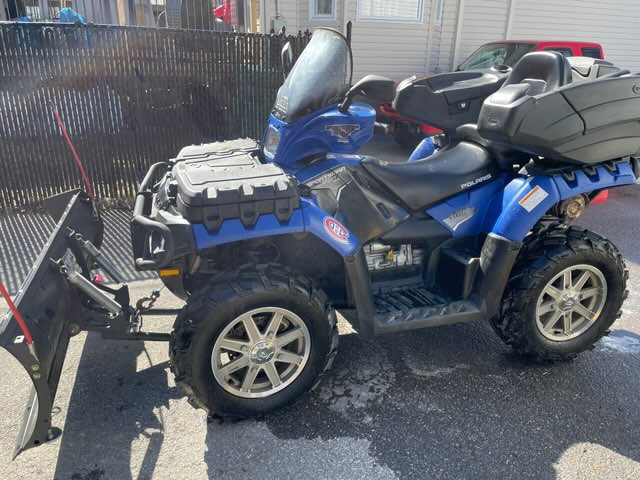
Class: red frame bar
0,280,34,345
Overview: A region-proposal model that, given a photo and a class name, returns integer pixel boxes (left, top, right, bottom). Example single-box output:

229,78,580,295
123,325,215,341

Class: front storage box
477,72,640,164
169,140,299,231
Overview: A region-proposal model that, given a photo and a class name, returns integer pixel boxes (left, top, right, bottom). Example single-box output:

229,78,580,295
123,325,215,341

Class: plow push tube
0,190,103,459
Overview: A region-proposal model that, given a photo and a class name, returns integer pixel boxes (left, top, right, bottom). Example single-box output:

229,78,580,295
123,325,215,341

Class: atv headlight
264,126,280,158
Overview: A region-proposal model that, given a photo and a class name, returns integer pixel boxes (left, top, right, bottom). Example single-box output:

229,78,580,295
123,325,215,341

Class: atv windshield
274,28,352,122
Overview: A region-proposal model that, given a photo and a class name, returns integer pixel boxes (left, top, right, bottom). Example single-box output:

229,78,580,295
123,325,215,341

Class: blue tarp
57,8,87,24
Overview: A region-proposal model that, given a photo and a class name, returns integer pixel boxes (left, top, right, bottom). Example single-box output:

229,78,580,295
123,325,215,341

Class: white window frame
309,0,337,20
434,0,444,26
356,0,424,24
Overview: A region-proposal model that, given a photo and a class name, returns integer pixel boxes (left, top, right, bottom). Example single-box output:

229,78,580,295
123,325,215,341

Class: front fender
489,161,636,241
192,197,360,256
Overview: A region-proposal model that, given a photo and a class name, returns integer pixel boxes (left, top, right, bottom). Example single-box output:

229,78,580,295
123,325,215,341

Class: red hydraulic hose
0,280,33,345
51,104,95,200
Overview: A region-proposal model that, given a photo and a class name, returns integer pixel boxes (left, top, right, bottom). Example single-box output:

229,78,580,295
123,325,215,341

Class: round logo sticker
323,216,350,244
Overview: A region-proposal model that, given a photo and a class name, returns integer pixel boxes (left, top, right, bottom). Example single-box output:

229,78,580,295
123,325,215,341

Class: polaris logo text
461,174,492,190
323,217,350,244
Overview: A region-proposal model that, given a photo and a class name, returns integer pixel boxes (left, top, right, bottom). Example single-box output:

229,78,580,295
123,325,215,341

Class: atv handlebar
131,162,175,270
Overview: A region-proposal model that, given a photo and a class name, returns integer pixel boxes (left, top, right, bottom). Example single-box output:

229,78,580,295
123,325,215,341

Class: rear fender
0,190,102,458
489,160,636,241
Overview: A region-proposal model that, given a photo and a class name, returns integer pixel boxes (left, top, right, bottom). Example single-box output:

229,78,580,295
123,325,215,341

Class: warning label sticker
518,185,549,212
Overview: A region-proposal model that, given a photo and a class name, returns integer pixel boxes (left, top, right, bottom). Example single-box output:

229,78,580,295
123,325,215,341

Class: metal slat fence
0,23,311,209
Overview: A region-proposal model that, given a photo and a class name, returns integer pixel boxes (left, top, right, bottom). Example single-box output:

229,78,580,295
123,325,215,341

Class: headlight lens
264,126,280,157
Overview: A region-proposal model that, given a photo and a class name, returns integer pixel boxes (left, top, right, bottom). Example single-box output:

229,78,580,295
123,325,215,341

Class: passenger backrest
567,56,620,82
501,51,572,94
477,58,640,165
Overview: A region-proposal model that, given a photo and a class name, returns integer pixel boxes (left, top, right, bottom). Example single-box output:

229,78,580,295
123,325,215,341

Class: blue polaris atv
3,28,640,457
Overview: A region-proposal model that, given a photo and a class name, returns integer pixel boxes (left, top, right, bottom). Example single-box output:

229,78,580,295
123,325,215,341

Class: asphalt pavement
1,136,640,479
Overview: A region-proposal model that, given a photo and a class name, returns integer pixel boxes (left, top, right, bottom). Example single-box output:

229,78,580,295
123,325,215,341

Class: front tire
491,226,628,361
169,264,338,418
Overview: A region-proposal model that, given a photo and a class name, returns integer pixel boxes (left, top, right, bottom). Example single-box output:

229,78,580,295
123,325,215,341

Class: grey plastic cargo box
477,71,640,164
171,140,299,231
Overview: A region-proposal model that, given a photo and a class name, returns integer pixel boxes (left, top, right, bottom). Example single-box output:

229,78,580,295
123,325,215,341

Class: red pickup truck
380,40,605,147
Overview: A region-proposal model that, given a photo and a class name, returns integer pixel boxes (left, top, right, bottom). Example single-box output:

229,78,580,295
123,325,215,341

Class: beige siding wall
266,0,435,81
347,0,433,81
264,0,341,33
455,0,510,66
280,0,299,29
436,0,640,72
510,0,640,72
262,0,640,80
429,0,460,73
276,0,299,32
260,0,296,32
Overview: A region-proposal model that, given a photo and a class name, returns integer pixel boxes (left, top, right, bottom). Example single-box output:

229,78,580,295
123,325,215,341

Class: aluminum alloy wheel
211,307,311,399
536,264,608,341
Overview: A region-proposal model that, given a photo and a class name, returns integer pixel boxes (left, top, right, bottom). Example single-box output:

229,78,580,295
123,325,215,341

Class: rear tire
491,225,628,361
169,264,338,418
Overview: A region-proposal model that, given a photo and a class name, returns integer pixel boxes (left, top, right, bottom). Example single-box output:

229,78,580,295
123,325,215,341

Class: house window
357,0,424,23
434,0,444,26
310,0,336,19
24,0,42,20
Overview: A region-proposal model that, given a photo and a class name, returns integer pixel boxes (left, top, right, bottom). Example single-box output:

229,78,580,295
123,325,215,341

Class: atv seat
455,124,531,169
501,50,572,95
453,51,574,166
362,141,498,210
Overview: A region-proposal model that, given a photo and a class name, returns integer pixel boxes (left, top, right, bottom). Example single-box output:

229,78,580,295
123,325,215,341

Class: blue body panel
491,162,636,240
408,137,437,162
263,102,376,165
192,198,359,257
193,160,635,255
427,161,636,241
426,176,510,237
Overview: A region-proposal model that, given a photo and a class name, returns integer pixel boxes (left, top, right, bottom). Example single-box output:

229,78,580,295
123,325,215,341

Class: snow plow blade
0,190,103,459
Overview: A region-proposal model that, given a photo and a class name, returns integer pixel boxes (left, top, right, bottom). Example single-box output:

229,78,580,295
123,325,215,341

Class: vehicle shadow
204,315,640,479
53,332,180,480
